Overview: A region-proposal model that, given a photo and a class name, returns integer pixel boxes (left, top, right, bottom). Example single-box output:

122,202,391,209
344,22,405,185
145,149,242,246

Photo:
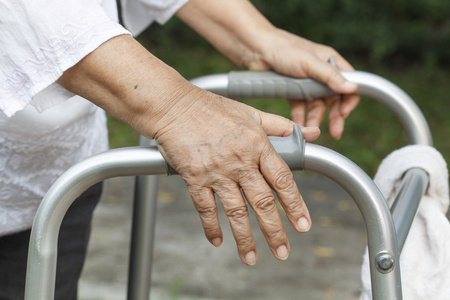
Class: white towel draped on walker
360,145,450,300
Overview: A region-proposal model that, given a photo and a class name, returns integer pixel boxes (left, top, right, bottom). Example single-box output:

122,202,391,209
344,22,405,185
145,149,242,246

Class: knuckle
187,185,211,203
237,236,254,247
237,168,260,185
182,157,220,180
324,45,337,53
308,98,326,109
241,127,264,148
327,68,342,82
273,170,295,191
302,59,314,76
237,235,255,248
183,164,208,179
252,191,276,214
283,198,306,213
211,178,237,193
204,226,222,238
196,204,218,217
225,205,249,220
267,226,286,241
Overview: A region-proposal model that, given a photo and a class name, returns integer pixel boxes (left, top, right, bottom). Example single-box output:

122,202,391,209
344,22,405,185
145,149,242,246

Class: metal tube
340,72,432,254
26,144,405,299
191,70,432,256
341,71,432,146
304,143,402,300
189,73,229,96
390,168,429,252
191,71,432,146
24,146,167,300
127,138,160,300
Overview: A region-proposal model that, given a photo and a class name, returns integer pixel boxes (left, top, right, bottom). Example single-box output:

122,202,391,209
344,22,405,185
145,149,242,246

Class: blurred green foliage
108,1,450,177
126,0,450,68
252,0,450,68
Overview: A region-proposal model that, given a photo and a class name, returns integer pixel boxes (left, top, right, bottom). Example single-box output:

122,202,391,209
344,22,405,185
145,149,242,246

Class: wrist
137,79,206,139
177,0,277,70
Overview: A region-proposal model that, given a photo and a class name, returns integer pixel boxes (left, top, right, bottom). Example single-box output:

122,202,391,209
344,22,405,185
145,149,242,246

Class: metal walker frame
24,71,432,300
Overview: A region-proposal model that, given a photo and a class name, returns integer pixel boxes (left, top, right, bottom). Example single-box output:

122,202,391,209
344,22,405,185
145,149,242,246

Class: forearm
176,0,276,69
57,34,200,138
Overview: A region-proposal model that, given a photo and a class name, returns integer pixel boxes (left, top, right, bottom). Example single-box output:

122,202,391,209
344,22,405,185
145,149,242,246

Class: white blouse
0,0,189,235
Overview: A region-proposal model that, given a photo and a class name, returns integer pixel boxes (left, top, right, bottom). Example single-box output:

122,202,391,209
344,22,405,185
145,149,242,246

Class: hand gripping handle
228,71,336,101
166,124,306,175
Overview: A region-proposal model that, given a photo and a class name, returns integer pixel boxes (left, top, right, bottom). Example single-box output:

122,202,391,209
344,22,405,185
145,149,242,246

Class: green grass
107,32,450,177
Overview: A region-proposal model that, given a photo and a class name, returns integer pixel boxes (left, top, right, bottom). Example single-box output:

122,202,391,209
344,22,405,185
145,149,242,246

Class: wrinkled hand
154,87,320,265
247,29,360,139
55,33,322,266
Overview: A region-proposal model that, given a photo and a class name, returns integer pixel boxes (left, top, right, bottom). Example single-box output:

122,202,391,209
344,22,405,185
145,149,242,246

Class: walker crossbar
25,130,402,300
191,70,432,146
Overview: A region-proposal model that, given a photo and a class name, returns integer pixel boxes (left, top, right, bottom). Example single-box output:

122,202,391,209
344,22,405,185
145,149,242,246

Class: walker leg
127,137,159,300
127,174,159,300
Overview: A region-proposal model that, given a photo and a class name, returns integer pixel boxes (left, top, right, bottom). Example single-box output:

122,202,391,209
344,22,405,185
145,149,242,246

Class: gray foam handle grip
166,125,305,175
228,71,336,101
267,124,305,170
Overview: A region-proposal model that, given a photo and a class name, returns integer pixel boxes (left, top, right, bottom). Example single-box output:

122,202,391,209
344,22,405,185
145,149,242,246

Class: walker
24,70,431,300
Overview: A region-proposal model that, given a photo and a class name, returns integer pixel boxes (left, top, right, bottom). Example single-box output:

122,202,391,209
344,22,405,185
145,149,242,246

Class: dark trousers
0,182,103,300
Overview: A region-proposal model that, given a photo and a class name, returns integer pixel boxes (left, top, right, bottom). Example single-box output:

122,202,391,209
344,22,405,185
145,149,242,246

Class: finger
326,96,345,139
300,126,321,142
340,94,360,118
259,149,311,234
252,109,295,137
188,184,223,247
238,167,290,261
211,179,259,265
305,99,327,128
287,100,306,125
256,110,320,141
332,53,355,72
306,58,358,95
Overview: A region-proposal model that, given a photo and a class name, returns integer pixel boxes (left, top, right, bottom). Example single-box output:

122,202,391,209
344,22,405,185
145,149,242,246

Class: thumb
309,60,358,95
256,110,320,142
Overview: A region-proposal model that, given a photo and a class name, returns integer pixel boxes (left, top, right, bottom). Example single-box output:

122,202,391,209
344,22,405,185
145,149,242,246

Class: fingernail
245,251,257,266
301,127,320,135
276,245,289,260
343,81,358,91
302,126,320,132
298,217,311,232
211,238,222,247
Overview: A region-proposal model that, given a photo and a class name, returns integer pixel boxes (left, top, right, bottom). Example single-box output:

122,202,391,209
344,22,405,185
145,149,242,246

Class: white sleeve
121,0,189,36
0,0,130,117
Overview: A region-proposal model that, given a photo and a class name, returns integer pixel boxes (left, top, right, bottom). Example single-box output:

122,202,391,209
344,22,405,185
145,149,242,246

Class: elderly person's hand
57,35,320,265
156,90,320,265
177,0,359,139
246,32,359,140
